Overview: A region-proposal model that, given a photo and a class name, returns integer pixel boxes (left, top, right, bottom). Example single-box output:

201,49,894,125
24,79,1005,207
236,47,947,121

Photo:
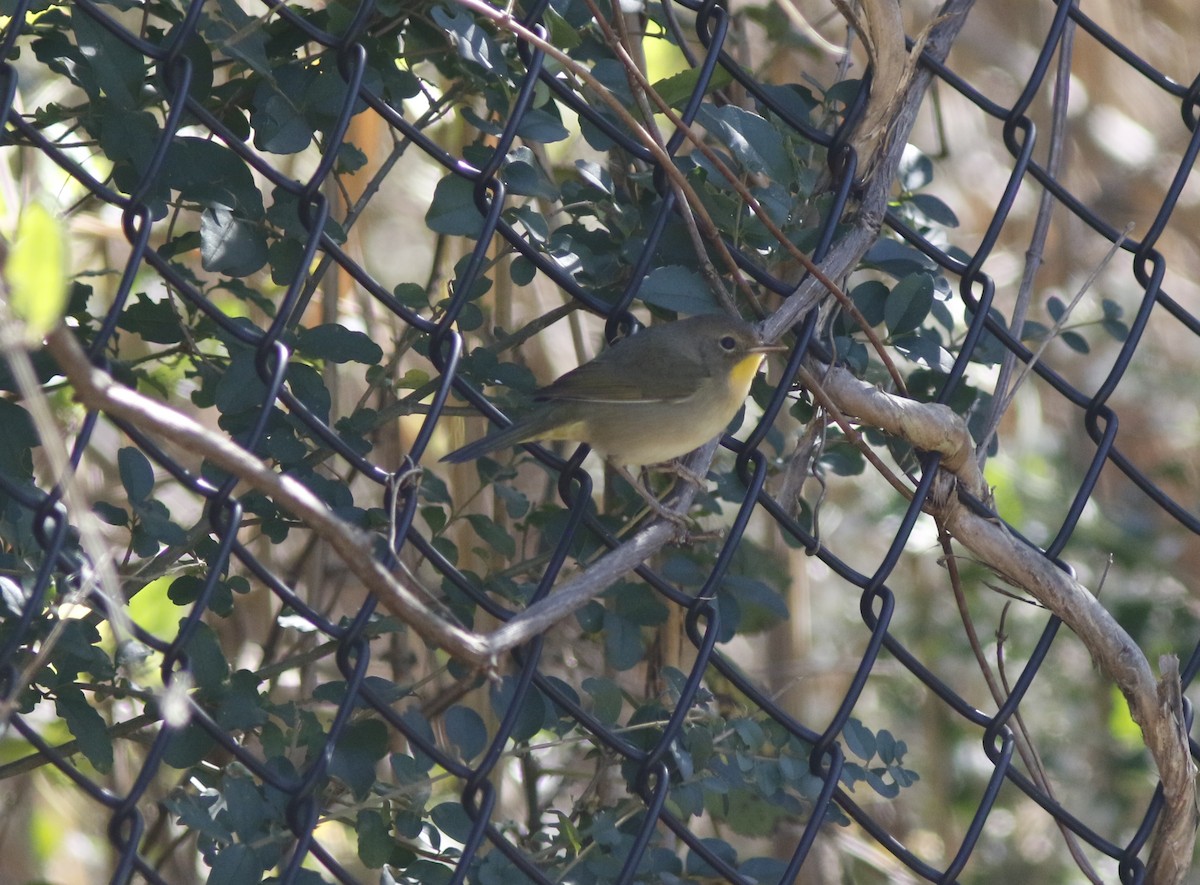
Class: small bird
442,314,785,467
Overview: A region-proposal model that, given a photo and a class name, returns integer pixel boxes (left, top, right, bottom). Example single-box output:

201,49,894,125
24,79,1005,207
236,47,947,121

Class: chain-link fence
0,0,1198,882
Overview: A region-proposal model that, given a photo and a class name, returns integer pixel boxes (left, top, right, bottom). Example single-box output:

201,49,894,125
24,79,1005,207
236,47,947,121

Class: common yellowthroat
442,314,785,467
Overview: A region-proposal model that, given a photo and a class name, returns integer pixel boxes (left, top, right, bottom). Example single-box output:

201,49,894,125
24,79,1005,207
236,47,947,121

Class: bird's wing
535,337,700,404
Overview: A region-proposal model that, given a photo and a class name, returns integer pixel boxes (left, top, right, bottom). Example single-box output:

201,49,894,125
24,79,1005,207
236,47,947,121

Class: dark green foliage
0,1,1019,882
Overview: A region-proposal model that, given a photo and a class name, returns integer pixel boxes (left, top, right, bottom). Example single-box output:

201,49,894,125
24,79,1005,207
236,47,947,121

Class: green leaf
118,447,155,502
200,204,268,276
890,763,920,788
162,722,217,769
891,331,954,372
732,717,765,749
0,398,37,483
167,138,264,216
216,670,268,730
55,685,113,772
426,174,485,237
168,573,204,607
186,622,231,695
607,582,668,626
221,775,272,841
336,141,368,174
8,201,68,343
819,438,865,476
72,6,146,109
575,600,604,633
843,717,876,762
863,238,935,278
390,753,433,808
444,705,488,761
849,279,888,327
652,65,734,109
575,160,612,195
876,728,898,764
394,282,429,308
909,193,959,227
1046,295,1066,321
541,3,581,49
696,105,790,183
251,69,315,154
515,104,570,144
285,363,332,423
356,809,392,869
0,575,27,617
465,513,516,558
314,676,408,707
164,791,226,843
330,719,390,800
489,675,547,741
1020,320,1050,343
740,857,789,882
1060,329,1089,353
502,208,545,252
461,104,503,137
132,497,189,546
603,611,645,671
885,272,934,337
208,844,265,883
865,767,900,798
638,265,720,315
898,149,933,190
685,837,738,878
296,324,384,365
403,861,454,884
214,349,266,416
502,146,559,199
430,801,474,842
493,483,530,519
721,575,788,631
431,535,458,566
430,5,508,75
118,294,184,344
203,0,271,74
1102,317,1130,341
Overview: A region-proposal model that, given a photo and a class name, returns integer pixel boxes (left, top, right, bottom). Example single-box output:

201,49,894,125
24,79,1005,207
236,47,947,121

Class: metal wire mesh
0,0,1198,882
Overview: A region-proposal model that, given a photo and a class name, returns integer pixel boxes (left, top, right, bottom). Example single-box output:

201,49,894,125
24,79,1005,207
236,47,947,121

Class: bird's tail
440,413,547,463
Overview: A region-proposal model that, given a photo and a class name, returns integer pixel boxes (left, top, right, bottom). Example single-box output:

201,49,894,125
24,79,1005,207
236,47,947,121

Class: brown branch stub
831,0,912,169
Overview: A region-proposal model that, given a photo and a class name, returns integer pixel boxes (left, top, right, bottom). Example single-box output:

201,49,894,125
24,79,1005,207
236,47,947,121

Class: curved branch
44,326,492,663
807,356,1197,885
45,323,701,668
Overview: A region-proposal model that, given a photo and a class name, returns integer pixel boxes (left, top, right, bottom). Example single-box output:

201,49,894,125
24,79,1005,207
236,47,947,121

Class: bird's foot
656,460,709,488
615,466,694,538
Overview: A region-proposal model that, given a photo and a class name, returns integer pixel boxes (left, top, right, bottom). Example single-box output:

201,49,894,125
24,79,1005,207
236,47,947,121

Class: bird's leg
614,465,691,531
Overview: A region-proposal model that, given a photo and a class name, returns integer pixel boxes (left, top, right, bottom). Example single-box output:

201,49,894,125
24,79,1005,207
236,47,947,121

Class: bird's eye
719,335,737,351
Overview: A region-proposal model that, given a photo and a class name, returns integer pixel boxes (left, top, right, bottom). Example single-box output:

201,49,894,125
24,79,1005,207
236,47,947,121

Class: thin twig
0,310,134,729
985,225,1132,439
977,18,1076,465
940,529,1104,884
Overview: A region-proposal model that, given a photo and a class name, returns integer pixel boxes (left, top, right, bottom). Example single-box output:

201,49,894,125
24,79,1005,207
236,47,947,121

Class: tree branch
44,325,492,664
44,324,705,669
805,353,1197,885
